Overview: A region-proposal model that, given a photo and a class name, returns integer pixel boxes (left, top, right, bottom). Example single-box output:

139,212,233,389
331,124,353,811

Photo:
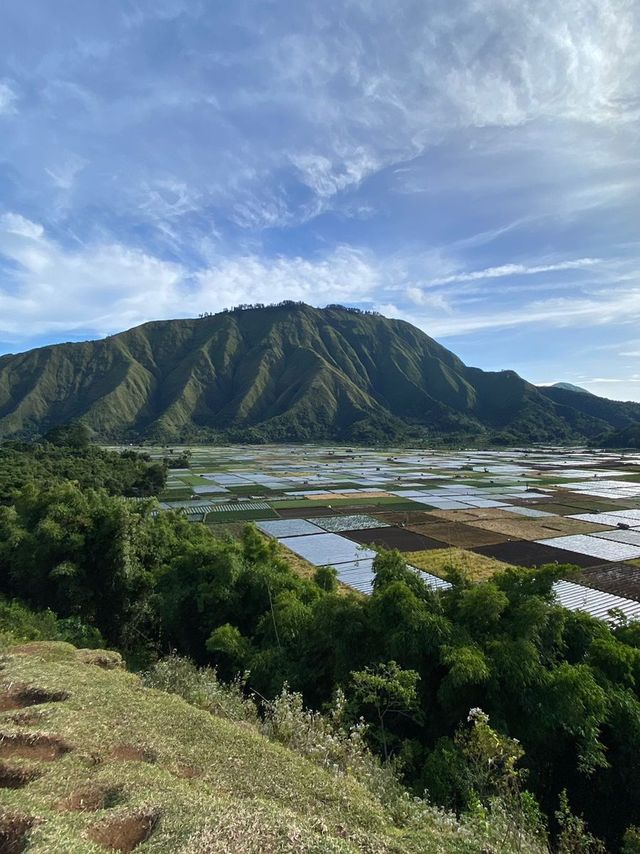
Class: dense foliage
2,479,640,849
0,437,166,505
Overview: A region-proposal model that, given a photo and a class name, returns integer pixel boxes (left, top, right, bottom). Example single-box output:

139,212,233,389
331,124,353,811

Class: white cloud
429,258,602,287
0,80,17,115
0,214,382,339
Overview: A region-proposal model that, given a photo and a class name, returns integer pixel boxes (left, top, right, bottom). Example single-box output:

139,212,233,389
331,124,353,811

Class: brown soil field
369,510,437,526
576,562,640,602
407,521,511,548
428,508,512,523
472,540,604,568
344,526,443,552
467,517,610,541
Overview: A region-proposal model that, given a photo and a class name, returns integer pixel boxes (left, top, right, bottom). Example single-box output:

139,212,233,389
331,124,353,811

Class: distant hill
545,382,594,395
596,422,640,449
0,303,639,443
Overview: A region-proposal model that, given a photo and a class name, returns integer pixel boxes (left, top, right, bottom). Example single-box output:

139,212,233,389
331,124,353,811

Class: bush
142,653,257,724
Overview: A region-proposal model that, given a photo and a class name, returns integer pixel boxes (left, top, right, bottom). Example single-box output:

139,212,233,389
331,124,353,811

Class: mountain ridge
0,303,638,443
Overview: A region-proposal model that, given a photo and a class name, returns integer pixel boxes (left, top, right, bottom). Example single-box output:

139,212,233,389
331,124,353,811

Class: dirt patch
0,762,41,790
0,813,33,854
8,710,47,728
7,644,50,656
87,809,159,852
472,540,603,569
172,764,202,779
408,521,510,548
0,732,72,762
344,526,443,552
576,563,640,602
428,508,511,523
58,784,124,812
0,684,69,712
76,650,124,670
467,517,609,541
367,510,435,527
109,745,156,763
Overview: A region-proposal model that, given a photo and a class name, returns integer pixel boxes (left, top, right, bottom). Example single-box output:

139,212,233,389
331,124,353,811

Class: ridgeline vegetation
2,445,640,850
0,423,166,506
1,303,639,445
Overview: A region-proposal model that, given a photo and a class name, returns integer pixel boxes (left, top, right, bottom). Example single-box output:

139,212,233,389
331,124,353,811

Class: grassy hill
0,642,544,853
0,302,638,443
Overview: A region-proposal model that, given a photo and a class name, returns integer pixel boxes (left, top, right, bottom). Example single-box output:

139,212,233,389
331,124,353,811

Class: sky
0,0,639,400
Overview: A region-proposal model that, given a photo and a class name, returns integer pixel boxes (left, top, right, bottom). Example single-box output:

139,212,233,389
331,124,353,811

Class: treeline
198,301,382,318
1,480,640,849
0,426,166,504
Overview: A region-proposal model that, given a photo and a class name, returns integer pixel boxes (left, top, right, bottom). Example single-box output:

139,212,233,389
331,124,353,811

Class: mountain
0,302,639,443
544,382,594,395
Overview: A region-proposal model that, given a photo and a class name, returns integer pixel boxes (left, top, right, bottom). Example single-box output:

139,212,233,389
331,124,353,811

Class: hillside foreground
0,642,546,854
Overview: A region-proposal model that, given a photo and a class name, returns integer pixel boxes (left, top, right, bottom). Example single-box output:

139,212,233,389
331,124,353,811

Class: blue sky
1,0,639,400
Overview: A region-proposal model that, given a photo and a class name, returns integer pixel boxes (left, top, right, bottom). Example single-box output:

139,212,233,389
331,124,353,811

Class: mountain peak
0,306,638,443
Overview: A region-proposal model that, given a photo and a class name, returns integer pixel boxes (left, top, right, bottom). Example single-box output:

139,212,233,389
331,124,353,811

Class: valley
145,443,640,619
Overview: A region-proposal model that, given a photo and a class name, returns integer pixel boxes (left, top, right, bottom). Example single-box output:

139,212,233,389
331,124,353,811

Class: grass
406,548,515,582
0,642,542,853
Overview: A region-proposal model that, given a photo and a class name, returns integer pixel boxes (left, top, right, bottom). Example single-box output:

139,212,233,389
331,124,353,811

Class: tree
43,422,91,448
350,661,419,761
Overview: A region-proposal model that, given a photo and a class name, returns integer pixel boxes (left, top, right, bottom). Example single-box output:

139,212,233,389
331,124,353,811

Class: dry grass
466,517,609,541
407,548,515,582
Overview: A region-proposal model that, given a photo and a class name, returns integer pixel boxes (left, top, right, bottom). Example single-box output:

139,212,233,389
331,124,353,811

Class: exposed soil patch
0,684,69,712
109,745,156,763
8,644,50,656
172,764,202,779
367,510,435,527
467,517,609,542
576,563,640,602
472,540,603,569
408,521,510,548
0,762,41,790
58,784,124,812
8,710,47,728
87,809,159,852
0,732,71,762
0,813,33,854
343,526,444,552
76,650,124,670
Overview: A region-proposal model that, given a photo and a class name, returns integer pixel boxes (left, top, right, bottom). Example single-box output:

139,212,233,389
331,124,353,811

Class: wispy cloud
0,214,381,340
429,258,602,287
0,80,17,115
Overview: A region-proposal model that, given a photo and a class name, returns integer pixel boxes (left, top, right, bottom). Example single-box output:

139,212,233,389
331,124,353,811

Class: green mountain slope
0,642,543,853
0,303,638,442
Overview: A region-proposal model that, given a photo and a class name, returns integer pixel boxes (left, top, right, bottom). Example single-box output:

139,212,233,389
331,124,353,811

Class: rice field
121,443,640,620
